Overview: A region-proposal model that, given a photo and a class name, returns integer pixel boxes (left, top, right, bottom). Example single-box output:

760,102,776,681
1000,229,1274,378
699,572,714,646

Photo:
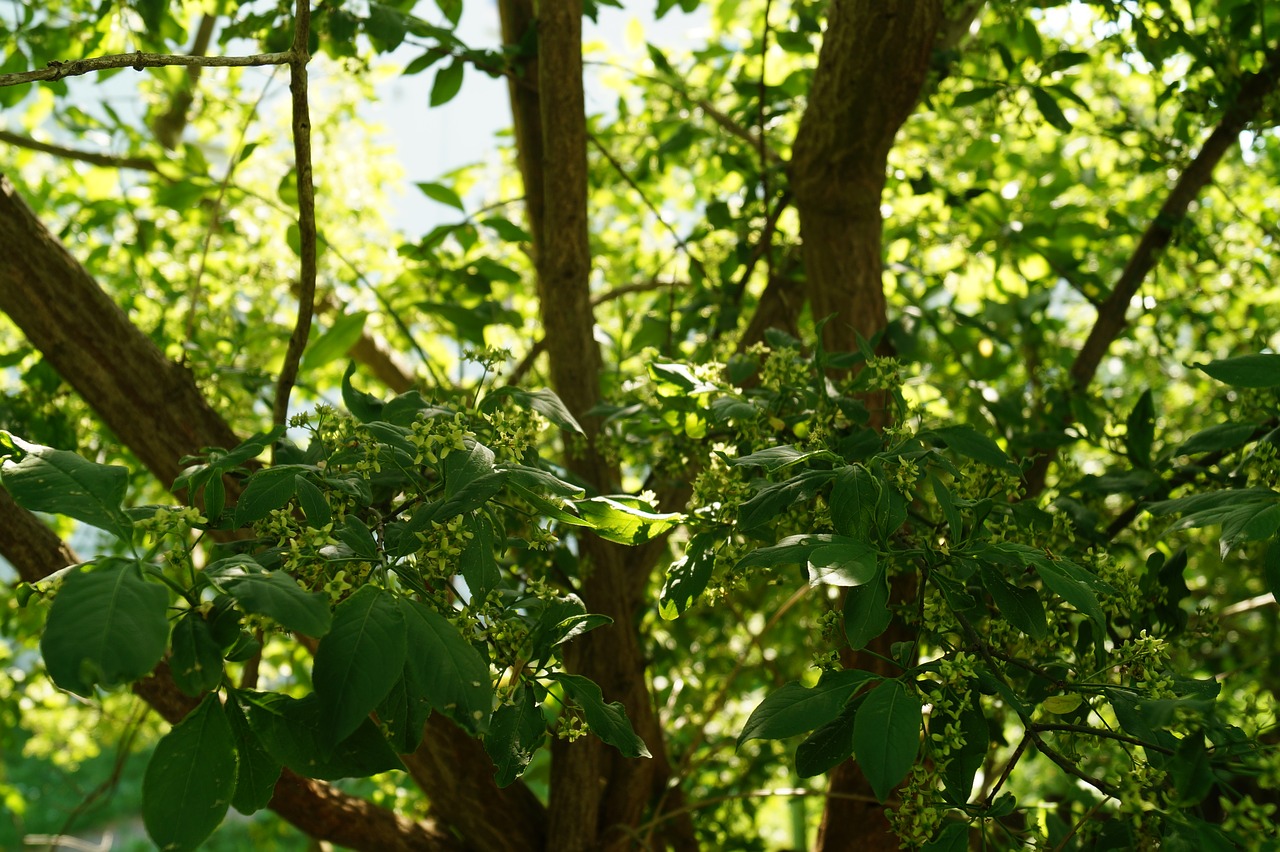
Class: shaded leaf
142,694,236,851
659,533,717,619
313,586,406,747
739,670,878,745
550,673,650,758
400,599,493,733
1,432,132,537
1195,354,1280,388
41,559,169,697
852,679,922,801
844,567,892,649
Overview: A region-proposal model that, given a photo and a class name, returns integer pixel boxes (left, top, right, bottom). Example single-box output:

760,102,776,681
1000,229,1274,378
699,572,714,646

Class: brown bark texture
0,174,524,851
499,3,692,849
787,3,944,850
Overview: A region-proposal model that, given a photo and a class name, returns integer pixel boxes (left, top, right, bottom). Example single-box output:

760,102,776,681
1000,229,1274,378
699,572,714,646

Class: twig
0,50,292,89
272,0,317,428
0,129,162,172
1031,722,1174,755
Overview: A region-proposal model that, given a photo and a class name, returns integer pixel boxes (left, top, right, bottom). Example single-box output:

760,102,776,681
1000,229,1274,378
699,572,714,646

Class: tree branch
1024,45,1280,497
0,51,292,90
272,0,318,427
0,129,162,173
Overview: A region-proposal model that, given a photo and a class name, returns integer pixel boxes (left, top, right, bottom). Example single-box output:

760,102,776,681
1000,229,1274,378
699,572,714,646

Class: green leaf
444,438,496,496
142,694,237,852
1124,389,1155,469
302,311,369,371
940,696,987,804
739,670,878,745
313,585,407,747
659,534,717,619
1175,423,1261,456
923,822,970,852
844,567,892,649
434,0,462,25
366,2,409,50
852,679,922,802
550,673,651,758
952,85,1001,107
481,216,532,243
459,513,500,601
484,685,545,787
430,59,465,106
1195,354,1280,388
416,180,465,211
206,557,332,637
0,432,132,537
41,559,169,697
233,464,305,527
1031,86,1072,131
739,469,834,531
170,610,225,697
979,566,1047,640
400,599,493,733
342,362,385,423
239,691,404,780
1035,559,1106,629
480,386,584,433
927,426,1019,474
1264,541,1280,601
807,541,878,587
732,444,832,472
224,697,282,815
573,495,682,544
795,696,861,778
830,464,880,539
294,475,331,528
1171,735,1215,806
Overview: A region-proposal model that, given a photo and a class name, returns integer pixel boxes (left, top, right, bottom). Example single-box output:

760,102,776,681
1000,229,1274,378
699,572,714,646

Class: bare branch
272,0,317,427
0,50,291,90
0,129,162,173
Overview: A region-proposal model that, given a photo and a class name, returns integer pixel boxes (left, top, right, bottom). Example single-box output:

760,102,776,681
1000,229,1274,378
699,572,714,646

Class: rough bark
0,174,529,850
0,174,240,489
500,3,680,848
401,715,548,852
790,1,943,357
787,3,945,850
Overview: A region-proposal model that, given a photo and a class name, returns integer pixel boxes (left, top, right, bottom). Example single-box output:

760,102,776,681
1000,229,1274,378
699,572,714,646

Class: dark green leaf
416,181,465,211
952,85,1001,107
400,599,492,733
551,673,651,758
1175,423,1260,456
927,426,1019,474
979,566,1047,640
170,610,225,697
233,465,304,527
659,534,717,619
1124,389,1155,469
844,568,892,649
480,386,584,433
484,685,545,787
732,445,832,471
430,60,465,106
444,439,496,497
1171,734,1214,805
923,822,970,852
206,558,332,637
459,513,500,601
1031,86,1072,131
830,464,880,539
1195,354,1280,388
302,311,369,371
313,585,407,747
142,694,236,852
0,433,132,537
294,475,331,528
224,696,282,815
41,559,169,697
807,541,878,588
341,362,385,422
1035,559,1106,628
795,696,861,778
852,679,922,802
739,469,834,531
239,692,404,780
739,670,878,745
481,216,532,242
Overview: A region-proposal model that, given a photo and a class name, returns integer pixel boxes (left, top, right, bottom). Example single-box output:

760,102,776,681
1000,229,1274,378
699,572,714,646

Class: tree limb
0,129,162,173
0,51,292,90
1024,45,1280,497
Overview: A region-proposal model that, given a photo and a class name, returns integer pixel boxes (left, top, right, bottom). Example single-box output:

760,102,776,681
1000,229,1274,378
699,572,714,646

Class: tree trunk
0,173,525,851
787,4,944,849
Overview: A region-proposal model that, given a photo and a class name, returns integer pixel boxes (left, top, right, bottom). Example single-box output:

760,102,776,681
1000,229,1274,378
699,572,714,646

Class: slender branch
587,132,696,259
1031,722,1175,755
0,129,162,172
0,50,292,89
272,0,317,427
1025,45,1280,496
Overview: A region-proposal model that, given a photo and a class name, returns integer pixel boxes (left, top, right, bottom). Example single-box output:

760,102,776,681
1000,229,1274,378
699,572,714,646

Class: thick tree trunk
0,174,534,851
788,4,944,850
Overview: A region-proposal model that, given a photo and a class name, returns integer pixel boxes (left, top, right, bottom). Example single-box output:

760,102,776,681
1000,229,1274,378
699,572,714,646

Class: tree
2,1,1279,850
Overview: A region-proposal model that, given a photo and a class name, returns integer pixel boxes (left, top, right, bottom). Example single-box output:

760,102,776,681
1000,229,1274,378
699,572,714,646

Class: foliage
1,0,1280,850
